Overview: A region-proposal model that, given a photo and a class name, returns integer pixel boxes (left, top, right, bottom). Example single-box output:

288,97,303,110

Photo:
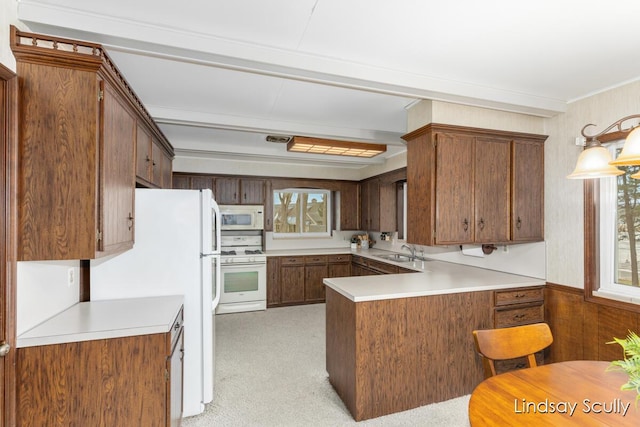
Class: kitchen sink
376,253,415,262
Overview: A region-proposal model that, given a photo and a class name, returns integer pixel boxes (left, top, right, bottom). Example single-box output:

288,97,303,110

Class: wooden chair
472,322,553,378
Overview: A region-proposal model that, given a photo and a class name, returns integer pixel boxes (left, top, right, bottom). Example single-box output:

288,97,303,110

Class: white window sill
593,289,640,305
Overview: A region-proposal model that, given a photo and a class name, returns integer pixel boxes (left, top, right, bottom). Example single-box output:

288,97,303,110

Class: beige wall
1,0,19,71
407,99,546,134
545,80,640,289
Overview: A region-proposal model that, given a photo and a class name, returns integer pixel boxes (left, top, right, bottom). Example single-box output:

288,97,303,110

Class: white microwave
220,205,264,230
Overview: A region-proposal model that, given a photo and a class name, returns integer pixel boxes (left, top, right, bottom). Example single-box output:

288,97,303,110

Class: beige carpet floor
183,303,472,427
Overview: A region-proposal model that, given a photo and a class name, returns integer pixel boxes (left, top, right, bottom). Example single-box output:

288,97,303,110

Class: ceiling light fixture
568,114,640,179
287,136,387,158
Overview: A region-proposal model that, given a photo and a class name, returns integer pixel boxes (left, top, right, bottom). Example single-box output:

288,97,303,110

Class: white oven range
216,232,267,314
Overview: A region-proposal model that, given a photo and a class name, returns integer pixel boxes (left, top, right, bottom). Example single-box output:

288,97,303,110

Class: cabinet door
339,182,360,231
434,133,474,244
360,179,380,230
474,137,510,243
101,81,136,254
266,257,281,307
280,265,305,304
241,179,265,205
215,178,240,204
159,149,173,189
151,139,163,187
169,328,184,427
512,140,544,241
17,64,99,260
136,123,152,182
328,254,351,278
328,262,351,278
305,264,328,302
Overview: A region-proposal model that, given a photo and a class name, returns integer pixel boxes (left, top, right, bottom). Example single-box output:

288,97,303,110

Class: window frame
584,129,640,312
272,188,332,238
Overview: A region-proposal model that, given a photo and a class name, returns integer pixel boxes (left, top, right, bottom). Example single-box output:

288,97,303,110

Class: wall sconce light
287,136,387,158
568,114,640,179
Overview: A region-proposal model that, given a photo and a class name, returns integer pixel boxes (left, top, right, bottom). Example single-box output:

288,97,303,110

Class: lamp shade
567,145,624,179
609,127,640,166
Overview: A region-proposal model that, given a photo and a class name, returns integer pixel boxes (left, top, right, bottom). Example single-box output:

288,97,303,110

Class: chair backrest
472,322,553,378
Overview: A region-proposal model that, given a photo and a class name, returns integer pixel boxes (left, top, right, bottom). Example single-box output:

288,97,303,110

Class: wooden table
469,360,639,426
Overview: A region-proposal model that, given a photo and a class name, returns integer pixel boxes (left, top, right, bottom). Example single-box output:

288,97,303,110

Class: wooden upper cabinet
359,170,404,233
403,123,546,246
136,123,174,188
11,26,173,260
215,177,264,205
511,139,544,241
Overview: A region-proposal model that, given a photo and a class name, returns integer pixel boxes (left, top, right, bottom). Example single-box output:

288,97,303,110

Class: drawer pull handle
513,314,525,320
514,293,526,298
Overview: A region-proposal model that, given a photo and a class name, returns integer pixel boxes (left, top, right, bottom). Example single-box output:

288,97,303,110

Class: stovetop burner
221,249,263,256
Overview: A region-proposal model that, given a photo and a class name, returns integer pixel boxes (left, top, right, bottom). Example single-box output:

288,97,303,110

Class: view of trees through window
273,189,330,235
616,161,640,288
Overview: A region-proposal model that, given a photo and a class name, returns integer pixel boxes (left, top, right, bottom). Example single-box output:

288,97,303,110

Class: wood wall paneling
0,62,18,427
545,283,640,363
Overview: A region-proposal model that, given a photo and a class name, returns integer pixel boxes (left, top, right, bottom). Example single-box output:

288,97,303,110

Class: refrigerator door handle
211,257,221,309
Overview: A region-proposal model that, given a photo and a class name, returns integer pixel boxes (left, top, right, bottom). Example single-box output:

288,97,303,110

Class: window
594,141,640,304
273,189,331,237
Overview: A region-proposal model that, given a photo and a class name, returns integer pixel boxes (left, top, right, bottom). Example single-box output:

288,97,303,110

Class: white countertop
17,295,184,348
323,256,545,302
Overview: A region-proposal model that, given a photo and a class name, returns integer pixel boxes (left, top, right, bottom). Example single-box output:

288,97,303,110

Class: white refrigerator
91,188,221,418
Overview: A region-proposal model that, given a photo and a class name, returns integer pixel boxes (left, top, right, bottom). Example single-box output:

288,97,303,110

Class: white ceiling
15,0,640,168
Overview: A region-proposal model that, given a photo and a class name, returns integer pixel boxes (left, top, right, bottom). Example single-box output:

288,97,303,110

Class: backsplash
373,233,546,279
16,260,80,336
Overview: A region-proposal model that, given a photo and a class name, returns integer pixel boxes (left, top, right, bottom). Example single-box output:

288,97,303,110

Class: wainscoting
545,283,640,363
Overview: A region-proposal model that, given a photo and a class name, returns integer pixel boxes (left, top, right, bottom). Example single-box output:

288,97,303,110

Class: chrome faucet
401,244,417,259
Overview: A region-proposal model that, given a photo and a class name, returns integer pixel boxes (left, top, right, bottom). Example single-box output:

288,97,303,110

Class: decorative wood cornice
10,26,174,157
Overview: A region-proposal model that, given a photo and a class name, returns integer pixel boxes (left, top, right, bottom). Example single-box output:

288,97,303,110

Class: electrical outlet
67,268,75,288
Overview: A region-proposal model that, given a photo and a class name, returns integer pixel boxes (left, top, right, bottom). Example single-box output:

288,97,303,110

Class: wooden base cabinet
267,254,353,307
16,307,183,427
326,287,492,421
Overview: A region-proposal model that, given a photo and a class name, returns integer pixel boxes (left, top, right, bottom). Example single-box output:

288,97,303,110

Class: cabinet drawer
280,256,305,266
366,259,399,274
494,304,544,328
170,306,184,349
494,287,543,306
328,254,351,263
304,255,328,265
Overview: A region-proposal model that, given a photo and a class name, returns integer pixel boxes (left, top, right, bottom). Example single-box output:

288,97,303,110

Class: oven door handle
222,262,266,268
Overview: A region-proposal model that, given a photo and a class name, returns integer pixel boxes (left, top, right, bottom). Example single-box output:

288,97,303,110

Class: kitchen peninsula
323,260,544,421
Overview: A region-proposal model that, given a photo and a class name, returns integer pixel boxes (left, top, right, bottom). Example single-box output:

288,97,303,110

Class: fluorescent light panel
287,136,386,158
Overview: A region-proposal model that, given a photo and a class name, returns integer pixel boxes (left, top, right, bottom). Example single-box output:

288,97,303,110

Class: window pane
616,162,640,288
304,192,327,233
273,191,299,233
